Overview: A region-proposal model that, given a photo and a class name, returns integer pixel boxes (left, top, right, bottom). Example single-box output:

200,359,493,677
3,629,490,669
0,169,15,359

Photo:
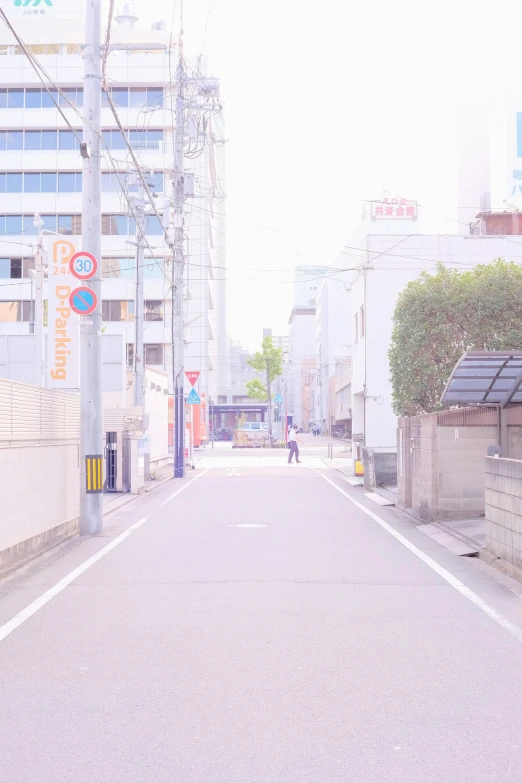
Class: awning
441,351,522,407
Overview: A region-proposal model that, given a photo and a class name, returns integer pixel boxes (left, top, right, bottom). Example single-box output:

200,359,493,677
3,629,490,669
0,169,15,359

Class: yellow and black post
85,455,104,493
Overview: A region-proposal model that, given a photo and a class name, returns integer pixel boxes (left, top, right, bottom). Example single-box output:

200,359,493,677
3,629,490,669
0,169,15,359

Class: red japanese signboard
185,371,200,387
370,198,417,221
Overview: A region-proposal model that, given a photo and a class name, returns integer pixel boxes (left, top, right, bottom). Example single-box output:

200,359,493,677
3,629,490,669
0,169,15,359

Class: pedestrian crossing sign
186,387,201,404
274,393,283,403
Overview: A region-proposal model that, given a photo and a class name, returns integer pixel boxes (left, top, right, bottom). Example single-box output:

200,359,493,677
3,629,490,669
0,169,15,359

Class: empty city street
1,458,522,781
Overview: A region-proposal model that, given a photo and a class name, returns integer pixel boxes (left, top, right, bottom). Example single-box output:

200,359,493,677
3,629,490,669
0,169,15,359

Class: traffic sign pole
80,0,103,535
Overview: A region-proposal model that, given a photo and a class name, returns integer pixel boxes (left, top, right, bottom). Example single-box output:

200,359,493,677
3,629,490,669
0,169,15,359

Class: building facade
0,1,227,413
349,232,522,452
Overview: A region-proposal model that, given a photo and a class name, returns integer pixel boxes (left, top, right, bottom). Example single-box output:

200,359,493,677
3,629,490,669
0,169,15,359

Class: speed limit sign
69,251,98,281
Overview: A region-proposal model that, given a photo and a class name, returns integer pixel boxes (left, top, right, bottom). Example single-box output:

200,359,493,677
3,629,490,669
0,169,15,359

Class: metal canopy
441,351,522,407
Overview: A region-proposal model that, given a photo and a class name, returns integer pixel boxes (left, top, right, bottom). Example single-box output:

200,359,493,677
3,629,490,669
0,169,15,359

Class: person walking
287,425,303,464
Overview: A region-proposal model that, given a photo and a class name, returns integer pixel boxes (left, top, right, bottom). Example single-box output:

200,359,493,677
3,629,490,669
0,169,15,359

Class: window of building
144,343,164,365
354,312,359,343
41,89,59,108
3,257,34,279
102,300,135,322
58,130,81,150
126,343,134,366
232,396,251,403
102,87,164,109
145,300,163,321
0,300,33,322
360,305,365,338
145,215,163,235
0,214,161,236
0,172,82,193
5,131,23,150
7,90,23,109
102,257,134,279
217,395,227,404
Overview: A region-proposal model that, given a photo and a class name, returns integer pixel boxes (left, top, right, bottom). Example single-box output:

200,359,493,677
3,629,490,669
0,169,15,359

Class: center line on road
0,470,210,645
316,471,522,647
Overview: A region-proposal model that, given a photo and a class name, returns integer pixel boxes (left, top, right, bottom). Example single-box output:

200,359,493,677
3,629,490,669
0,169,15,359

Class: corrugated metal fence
0,378,80,443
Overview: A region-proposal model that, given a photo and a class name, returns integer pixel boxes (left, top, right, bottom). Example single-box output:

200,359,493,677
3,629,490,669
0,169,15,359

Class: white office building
287,265,329,430
0,0,227,406
314,271,351,434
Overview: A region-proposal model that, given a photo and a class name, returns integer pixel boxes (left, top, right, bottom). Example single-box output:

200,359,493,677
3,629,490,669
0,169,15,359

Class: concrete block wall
0,443,79,571
398,412,497,522
411,415,438,521
437,426,497,519
485,457,522,569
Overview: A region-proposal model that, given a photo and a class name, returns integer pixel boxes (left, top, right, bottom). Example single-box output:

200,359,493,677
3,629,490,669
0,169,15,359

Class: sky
141,0,520,349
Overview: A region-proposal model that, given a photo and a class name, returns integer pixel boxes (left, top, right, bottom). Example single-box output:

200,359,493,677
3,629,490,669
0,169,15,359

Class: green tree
245,377,268,401
247,336,284,441
389,259,522,417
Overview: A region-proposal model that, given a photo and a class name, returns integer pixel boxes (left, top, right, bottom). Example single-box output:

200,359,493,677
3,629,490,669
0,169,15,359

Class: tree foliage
246,336,283,400
389,260,522,417
246,378,268,401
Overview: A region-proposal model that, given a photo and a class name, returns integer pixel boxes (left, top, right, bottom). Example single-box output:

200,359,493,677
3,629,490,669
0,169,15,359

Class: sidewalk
102,461,173,515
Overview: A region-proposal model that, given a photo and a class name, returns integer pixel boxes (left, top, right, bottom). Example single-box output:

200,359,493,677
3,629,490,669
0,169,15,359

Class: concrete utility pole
80,0,103,535
131,181,146,407
172,44,186,479
266,358,273,446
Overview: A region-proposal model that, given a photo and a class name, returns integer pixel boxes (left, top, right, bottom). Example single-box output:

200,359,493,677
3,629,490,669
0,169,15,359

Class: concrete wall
363,447,397,490
398,408,498,522
0,443,79,571
485,457,522,570
0,378,80,573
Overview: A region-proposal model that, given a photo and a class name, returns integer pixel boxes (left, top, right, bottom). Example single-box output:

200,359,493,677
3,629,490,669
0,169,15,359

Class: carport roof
441,351,522,407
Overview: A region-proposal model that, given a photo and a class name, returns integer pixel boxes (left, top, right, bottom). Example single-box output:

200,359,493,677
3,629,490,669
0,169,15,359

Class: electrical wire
0,9,84,148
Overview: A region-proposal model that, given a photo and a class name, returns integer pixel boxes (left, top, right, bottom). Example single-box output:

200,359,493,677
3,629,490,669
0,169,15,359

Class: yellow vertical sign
85,455,104,493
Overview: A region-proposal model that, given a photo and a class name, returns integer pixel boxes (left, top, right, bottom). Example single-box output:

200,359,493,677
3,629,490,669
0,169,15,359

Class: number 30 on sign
69,251,98,281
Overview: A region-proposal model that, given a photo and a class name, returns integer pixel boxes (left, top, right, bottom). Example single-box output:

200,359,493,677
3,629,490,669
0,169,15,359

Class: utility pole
172,43,186,478
266,358,273,447
131,180,146,407
33,216,44,387
80,0,103,534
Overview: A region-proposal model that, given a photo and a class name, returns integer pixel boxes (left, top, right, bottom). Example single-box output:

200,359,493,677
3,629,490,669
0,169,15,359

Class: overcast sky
140,0,521,349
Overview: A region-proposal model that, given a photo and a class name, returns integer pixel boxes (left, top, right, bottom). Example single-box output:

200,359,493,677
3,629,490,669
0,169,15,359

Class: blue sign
69,287,97,316
274,393,283,403
186,388,201,404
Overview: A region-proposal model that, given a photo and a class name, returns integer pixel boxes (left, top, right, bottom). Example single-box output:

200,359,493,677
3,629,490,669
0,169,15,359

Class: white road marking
317,471,522,647
160,469,209,506
0,471,210,644
228,524,267,528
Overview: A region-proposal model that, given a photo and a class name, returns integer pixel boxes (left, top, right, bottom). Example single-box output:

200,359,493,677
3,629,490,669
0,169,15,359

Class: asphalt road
1,460,522,782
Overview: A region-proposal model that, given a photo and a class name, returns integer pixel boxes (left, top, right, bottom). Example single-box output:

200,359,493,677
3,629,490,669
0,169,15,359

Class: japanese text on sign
370,198,417,221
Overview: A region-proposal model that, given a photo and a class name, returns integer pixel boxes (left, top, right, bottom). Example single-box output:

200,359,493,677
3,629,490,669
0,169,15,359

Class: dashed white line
316,471,522,647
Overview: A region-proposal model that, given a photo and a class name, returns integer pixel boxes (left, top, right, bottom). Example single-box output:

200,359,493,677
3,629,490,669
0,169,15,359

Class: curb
103,473,173,516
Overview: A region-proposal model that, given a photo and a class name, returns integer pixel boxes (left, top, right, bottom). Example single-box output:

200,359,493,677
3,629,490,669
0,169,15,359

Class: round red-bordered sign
69,251,98,281
69,286,98,316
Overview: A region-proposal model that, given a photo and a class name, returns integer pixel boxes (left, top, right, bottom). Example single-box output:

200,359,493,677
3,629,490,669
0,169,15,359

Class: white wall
352,233,522,449
0,442,79,555
289,309,316,428
144,367,169,466
0,378,80,564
